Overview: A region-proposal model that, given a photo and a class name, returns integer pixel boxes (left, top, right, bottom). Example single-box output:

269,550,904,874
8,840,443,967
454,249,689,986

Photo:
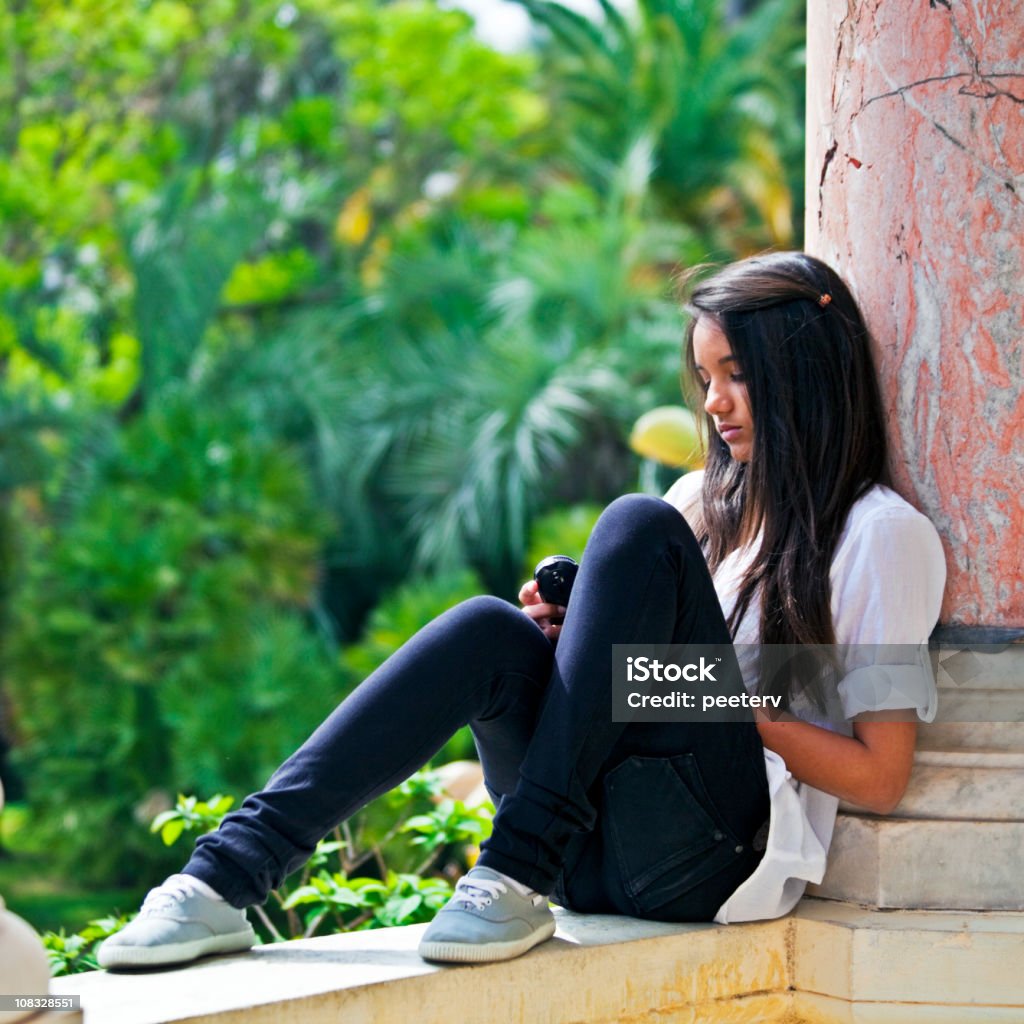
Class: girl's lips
719,426,743,441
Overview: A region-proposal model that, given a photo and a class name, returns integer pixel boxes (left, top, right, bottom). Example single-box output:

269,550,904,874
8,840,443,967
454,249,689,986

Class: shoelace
139,881,193,917
454,876,507,911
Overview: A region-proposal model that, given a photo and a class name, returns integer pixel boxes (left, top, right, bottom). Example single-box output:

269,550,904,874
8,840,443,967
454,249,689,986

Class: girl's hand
518,579,567,643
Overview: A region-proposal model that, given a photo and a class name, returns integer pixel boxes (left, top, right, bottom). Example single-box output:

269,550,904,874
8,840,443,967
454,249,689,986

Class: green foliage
334,1,545,158
223,249,319,307
390,770,446,804
41,772,484,974
402,798,493,854
128,178,272,392
6,393,338,885
150,793,236,847
0,0,549,416
524,503,605,574
311,187,689,599
283,871,453,932
521,0,805,250
41,915,133,977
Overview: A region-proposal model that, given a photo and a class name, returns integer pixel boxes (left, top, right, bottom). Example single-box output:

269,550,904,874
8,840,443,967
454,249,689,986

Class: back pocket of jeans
603,753,738,917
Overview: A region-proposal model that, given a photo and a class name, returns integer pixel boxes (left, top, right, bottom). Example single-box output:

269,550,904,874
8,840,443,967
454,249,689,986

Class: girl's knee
458,594,520,614
589,493,699,557
600,493,677,527
449,595,552,681
452,595,545,644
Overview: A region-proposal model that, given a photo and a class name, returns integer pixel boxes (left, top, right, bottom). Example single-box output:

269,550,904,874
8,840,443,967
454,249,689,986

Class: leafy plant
282,870,453,933
41,766,489,974
520,0,804,249
150,794,236,848
41,915,133,976
402,799,494,860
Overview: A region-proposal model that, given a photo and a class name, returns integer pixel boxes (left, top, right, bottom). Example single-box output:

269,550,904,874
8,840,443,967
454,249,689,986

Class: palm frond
125,174,270,394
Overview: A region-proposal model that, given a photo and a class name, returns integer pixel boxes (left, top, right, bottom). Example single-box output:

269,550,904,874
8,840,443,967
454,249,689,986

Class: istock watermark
613,644,759,723
611,643,1024,724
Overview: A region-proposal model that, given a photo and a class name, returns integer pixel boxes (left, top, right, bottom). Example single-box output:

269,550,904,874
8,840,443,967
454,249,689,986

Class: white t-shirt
662,470,947,923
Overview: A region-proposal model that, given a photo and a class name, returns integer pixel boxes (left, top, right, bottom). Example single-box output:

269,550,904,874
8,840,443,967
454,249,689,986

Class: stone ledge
51,913,788,1024
809,814,1024,909
793,900,1024,1006
49,901,1024,1024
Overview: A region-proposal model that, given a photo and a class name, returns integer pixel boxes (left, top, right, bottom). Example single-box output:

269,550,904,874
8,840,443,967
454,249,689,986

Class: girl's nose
704,383,731,416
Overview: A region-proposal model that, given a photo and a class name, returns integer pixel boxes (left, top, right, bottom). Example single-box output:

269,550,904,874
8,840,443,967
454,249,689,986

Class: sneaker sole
98,926,256,970
418,918,556,964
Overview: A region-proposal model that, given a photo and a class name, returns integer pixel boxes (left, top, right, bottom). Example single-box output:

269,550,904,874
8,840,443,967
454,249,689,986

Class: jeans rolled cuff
475,849,556,897
182,852,263,910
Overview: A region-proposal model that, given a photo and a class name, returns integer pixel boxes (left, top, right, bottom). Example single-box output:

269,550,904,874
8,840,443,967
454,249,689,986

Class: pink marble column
805,0,1023,630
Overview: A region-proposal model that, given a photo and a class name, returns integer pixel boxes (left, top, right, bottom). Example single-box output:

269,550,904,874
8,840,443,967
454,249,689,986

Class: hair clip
818,293,832,308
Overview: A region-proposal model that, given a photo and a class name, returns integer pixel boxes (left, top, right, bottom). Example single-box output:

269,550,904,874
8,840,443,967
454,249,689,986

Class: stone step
809,814,1024,910
794,900,1024,1020
934,689,1024,723
918,721,1024,751
837,747,1024,821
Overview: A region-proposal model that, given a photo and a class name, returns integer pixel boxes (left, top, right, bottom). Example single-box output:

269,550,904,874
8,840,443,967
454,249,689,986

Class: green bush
524,503,605,573
7,392,340,886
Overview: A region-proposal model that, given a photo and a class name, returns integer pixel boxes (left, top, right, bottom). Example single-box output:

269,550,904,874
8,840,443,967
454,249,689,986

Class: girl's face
692,317,753,463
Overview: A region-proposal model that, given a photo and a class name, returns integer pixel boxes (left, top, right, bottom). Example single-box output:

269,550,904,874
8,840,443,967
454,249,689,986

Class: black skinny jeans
184,495,770,921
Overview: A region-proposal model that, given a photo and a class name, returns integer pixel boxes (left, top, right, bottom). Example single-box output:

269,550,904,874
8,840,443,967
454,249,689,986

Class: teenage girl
99,251,945,969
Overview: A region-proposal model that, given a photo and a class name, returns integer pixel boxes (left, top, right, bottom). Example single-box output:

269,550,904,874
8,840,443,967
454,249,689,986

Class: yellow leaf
360,235,391,289
336,187,372,245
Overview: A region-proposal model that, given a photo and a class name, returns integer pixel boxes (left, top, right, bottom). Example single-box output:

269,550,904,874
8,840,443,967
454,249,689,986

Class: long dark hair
679,251,889,709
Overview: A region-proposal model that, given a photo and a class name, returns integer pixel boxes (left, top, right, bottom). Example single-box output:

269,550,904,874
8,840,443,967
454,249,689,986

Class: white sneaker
418,866,555,963
97,874,255,970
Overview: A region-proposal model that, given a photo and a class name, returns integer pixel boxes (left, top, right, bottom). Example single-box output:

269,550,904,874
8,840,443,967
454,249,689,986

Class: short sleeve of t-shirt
829,502,947,722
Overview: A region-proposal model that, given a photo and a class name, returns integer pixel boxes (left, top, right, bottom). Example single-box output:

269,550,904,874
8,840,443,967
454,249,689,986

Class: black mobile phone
534,555,579,607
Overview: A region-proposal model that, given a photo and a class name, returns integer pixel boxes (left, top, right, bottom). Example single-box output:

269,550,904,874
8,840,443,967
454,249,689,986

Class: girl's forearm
755,716,917,814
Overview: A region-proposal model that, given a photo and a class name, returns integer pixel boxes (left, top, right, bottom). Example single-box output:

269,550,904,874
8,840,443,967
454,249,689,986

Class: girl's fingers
522,602,566,624
520,580,565,642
